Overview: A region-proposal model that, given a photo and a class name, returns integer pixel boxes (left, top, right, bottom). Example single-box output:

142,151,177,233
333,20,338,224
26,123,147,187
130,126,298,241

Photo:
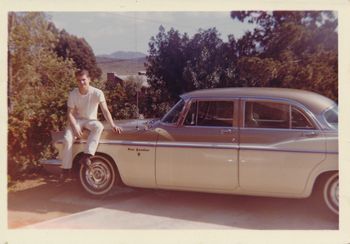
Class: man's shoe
80,154,93,167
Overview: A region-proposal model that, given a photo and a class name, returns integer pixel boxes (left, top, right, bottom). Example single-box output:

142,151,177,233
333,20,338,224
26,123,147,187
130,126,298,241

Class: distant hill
98,51,147,60
97,56,147,80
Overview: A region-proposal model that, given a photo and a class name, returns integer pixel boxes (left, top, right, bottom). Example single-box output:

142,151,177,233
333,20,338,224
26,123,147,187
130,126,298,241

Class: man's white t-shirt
67,86,106,120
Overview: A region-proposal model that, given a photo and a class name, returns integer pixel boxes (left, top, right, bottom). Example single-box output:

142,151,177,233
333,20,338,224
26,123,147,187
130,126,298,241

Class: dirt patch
8,177,47,193
7,170,89,228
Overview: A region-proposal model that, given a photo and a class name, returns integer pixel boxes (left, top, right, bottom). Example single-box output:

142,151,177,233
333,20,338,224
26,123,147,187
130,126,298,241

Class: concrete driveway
9,177,338,229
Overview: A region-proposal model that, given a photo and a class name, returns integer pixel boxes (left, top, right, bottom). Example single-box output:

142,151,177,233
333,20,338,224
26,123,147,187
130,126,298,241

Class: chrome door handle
220,129,233,134
302,131,318,137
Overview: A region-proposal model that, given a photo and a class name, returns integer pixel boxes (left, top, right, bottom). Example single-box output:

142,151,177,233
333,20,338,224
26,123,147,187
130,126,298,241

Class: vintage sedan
42,88,339,214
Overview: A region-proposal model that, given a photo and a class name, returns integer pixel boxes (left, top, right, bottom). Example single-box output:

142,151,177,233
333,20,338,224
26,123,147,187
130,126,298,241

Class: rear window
324,106,338,129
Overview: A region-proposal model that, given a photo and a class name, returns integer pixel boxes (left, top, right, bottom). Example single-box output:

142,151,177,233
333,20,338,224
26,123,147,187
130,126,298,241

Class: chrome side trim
240,145,333,154
182,125,238,129
56,139,337,154
156,141,238,150
56,140,157,147
60,140,237,149
39,159,62,165
99,140,157,147
240,127,320,132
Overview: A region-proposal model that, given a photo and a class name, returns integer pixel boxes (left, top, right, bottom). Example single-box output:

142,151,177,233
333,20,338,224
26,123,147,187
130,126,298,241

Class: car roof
180,87,336,115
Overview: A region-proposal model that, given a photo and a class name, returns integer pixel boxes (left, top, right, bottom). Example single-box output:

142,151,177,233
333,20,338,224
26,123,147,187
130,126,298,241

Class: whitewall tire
323,172,339,215
79,155,116,196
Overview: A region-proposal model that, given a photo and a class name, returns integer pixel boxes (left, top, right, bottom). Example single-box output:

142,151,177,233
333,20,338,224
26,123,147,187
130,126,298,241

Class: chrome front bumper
39,159,62,174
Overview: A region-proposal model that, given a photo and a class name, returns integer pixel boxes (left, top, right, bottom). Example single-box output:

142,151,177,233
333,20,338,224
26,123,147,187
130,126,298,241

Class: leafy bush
8,13,76,178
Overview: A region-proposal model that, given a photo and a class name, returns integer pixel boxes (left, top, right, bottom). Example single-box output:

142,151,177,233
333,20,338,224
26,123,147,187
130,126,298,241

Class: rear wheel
79,154,116,196
323,172,339,215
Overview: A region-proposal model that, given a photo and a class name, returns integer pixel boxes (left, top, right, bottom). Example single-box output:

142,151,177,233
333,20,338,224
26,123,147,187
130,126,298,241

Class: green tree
8,12,76,178
105,81,141,120
146,26,190,116
231,11,338,101
183,28,236,89
146,26,237,115
145,11,338,107
54,29,102,80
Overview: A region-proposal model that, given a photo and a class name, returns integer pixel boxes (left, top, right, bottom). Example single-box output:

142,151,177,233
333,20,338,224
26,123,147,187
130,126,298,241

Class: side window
184,100,234,127
291,106,315,129
245,101,289,129
184,101,198,125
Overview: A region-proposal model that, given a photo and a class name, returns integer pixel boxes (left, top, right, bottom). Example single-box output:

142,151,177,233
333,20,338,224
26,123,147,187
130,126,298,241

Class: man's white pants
62,119,104,169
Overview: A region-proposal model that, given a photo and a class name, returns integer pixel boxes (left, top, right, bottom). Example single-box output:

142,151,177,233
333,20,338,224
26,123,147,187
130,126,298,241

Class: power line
112,12,218,32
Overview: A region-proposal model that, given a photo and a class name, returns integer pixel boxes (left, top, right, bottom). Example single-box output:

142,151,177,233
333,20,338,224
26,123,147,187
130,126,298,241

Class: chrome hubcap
85,161,111,189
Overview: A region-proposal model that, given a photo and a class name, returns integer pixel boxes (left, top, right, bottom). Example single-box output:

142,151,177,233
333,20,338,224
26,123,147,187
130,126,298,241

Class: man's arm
100,101,122,133
67,107,83,138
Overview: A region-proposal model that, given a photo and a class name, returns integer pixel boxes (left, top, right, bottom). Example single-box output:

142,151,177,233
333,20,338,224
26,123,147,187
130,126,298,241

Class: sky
47,12,255,56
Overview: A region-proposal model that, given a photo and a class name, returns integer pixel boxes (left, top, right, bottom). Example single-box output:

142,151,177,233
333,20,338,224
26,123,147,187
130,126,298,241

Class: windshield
324,106,338,129
161,99,185,124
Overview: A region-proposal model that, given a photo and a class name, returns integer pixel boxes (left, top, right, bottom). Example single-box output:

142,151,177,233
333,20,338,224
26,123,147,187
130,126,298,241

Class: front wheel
79,155,116,196
323,172,339,215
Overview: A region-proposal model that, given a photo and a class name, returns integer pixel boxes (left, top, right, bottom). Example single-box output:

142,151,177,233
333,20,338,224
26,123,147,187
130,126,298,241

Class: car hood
51,118,160,143
103,118,160,131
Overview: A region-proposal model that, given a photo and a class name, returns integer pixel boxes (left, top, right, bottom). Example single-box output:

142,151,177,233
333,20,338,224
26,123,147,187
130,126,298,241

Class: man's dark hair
75,69,90,78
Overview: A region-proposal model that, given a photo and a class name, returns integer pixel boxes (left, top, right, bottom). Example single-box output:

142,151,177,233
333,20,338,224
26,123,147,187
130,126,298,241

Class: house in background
106,71,150,90
106,71,150,119
106,72,124,86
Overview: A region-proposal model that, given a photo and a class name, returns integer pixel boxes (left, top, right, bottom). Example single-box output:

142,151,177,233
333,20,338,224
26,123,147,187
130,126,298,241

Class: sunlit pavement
22,181,338,229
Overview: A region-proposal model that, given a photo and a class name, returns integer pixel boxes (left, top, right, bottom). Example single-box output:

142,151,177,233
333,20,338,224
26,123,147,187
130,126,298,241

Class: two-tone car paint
50,87,338,212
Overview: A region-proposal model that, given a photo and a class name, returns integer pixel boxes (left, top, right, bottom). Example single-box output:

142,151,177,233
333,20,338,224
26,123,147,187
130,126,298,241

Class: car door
239,99,326,194
155,98,239,191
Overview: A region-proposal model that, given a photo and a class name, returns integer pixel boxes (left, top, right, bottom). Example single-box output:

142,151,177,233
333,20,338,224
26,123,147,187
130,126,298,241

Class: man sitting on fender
61,69,122,179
